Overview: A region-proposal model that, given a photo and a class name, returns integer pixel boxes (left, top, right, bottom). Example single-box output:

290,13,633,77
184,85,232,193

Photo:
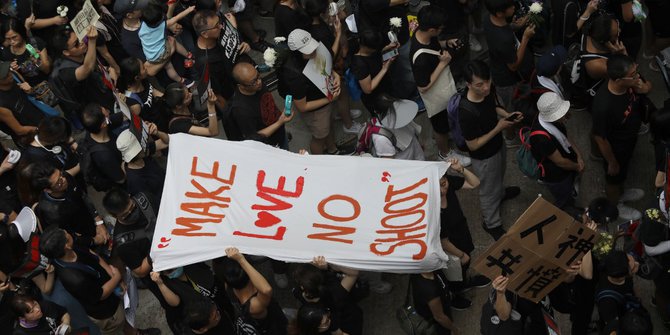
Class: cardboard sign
303,42,333,98
473,197,599,303
71,0,100,42
150,135,450,272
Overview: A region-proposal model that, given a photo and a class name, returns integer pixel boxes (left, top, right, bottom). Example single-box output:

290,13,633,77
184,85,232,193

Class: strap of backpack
596,289,625,304
53,258,101,279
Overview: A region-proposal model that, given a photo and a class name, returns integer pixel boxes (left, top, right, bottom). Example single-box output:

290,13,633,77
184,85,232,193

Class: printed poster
71,0,100,42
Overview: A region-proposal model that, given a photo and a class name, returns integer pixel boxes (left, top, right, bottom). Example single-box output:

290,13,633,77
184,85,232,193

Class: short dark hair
164,83,187,109
607,54,635,80
37,116,72,145
358,30,383,51
586,197,618,224
49,26,72,59
587,15,615,45
81,103,105,134
184,299,216,330
2,18,29,43
10,295,35,318
142,1,166,28
485,0,514,15
117,57,142,91
192,10,218,35
293,264,325,299
417,5,445,31
39,226,67,260
218,257,249,289
103,188,132,216
464,60,491,83
29,161,59,192
304,0,328,17
297,302,330,335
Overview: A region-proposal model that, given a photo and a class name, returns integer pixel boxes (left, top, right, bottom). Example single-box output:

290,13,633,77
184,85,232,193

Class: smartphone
382,48,399,61
505,113,520,122
284,95,293,116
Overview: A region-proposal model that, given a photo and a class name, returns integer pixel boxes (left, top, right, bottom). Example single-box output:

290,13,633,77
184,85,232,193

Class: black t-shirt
37,173,96,245
120,26,146,61
57,58,116,111
483,18,527,86
357,0,410,45
606,0,642,38
126,81,164,128
1,38,48,86
430,0,466,35
591,86,642,148
229,89,285,146
409,34,441,88
440,175,474,253
0,86,45,143
56,249,120,319
85,134,124,184
113,219,151,272
351,52,385,112
16,0,75,41
20,143,79,173
168,116,196,134
274,4,311,39
459,94,502,159
193,42,235,102
411,271,452,335
13,300,66,335
279,55,325,101
310,20,335,55
126,157,165,199
530,122,578,182
0,149,20,215
228,287,288,335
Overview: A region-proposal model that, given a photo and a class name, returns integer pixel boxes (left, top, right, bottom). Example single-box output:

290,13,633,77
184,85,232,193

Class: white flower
529,2,543,14
389,17,402,28
263,48,277,67
274,36,286,43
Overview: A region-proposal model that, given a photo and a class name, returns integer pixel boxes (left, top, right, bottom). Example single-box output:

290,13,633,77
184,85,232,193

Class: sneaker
638,122,649,135
469,34,482,52
482,223,506,241
649,59,660,72
467,275,491,289
501,186,521,202
642,51,655,59
617,203,642,221
343,121,364,134
334,109,363,120
274,273,289,289
620,188,644,203
438,150,472,167
370,280,393,294
450,294,472,311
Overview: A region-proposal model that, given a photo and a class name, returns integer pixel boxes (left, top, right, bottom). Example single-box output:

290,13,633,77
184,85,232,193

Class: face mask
123,205,142,224
167,267,184,279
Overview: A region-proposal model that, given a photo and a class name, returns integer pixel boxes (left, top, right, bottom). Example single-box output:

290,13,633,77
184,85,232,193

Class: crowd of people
0,0,669,334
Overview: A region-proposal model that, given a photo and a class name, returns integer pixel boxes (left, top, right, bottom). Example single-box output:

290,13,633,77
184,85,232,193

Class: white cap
12,207,37,243
116,129,142,163
287,29,320,54
380,99,418,129
537,92,570,123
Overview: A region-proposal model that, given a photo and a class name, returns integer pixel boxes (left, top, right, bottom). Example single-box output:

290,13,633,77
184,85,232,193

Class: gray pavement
128,9,670,335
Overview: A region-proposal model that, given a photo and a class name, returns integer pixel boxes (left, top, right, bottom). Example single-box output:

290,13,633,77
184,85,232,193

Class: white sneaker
343,121,364,134
274,273,289,289
469,34,482,52
439,150,472,167
335,109,363,120
620,188,644,203
617,203,642,221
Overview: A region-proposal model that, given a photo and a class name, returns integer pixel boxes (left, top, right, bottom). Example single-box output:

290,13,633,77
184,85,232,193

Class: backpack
562,35,608,97
446,88,477,151
77,137,116,192
113,193,158,247
516,127,550,179
345,68,362,102
622,217,669,280
355,117,398,157
48,58,82,115
595,289,651,330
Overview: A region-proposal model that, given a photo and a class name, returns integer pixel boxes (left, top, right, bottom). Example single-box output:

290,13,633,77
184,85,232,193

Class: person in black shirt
30,161,109,249
17,0,73,42
20,116,80,179
165,84,220,136
10,295,70,335
459,61,521,241
410,270,457,335
80,103,127,190
351,31,391,115
274,0,311,39
0,63,42,148
181,299,229,335
483,0,535,113
117,57,168,132
531,92,584,210
595,250,641,332
1,18,51,87
229,62,293,147
592,55,652,221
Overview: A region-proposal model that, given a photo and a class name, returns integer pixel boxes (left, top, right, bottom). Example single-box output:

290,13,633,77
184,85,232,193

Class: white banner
150,134,449,273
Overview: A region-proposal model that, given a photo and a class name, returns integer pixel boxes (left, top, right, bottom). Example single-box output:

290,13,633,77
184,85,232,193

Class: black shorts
429,109,450,135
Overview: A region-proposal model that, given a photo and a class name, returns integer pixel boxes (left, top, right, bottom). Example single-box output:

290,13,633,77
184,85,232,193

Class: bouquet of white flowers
263,37,290,69
388,17,402,43
527,1,544,27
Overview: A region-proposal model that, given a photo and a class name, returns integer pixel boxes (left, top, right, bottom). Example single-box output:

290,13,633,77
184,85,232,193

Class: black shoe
450,294,472,311
137,328,161,335
501,186,520,202
482,223,506,241
467,275,491,289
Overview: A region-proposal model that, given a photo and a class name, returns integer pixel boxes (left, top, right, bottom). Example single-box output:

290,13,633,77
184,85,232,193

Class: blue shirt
139,21,166,61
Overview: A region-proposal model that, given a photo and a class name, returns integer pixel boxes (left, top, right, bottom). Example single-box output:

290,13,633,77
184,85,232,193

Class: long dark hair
1,17,28,45
116,57,142,91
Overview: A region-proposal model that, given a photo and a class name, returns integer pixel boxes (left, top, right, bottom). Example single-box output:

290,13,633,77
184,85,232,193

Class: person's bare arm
0,107,38,135
31,16,68,30
427,297,458,333
226,248,272,317
447,159,480,189
38,48,51,74
620,1,634,22
507,25,535,72
465,118,514,151
75,26,99,81
257,112,294,138
359,60,391,94
96,44,120,74
150,272,181,307
577,0,598,31
168,6,195,26
492,276,512,321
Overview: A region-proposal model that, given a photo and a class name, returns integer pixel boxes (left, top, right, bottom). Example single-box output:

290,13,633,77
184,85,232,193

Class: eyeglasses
240,74,262,87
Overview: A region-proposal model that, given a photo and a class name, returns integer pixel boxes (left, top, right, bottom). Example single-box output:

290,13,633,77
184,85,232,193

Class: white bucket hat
537,92,570,122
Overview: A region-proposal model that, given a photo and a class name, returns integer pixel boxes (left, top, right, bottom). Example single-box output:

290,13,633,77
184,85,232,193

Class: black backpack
77,137,115,192
113,193,158,247
595,289,652,331
49,58,83,115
